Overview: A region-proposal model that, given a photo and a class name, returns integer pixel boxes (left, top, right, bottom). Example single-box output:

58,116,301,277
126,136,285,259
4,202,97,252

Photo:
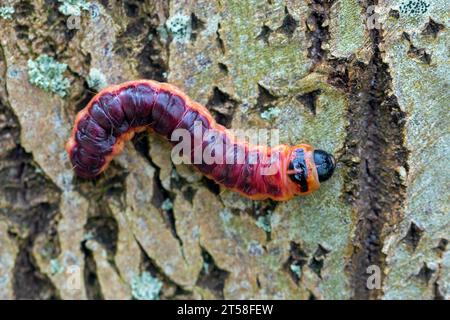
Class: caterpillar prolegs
65,80,335,201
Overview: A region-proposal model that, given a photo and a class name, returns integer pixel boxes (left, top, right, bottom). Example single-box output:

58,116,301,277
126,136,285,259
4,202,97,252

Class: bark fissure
306,0,334,64
195,246,229,299
344,0,408,299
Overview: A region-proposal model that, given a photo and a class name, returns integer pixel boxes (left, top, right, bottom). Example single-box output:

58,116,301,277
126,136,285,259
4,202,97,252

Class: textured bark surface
0,0,448,299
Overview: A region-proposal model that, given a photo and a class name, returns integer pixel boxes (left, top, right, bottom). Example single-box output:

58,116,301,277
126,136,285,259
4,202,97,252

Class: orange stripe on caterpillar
65,80,335,201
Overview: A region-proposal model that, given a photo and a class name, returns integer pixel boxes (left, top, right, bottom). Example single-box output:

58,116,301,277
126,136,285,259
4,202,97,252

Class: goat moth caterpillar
66,80,335,201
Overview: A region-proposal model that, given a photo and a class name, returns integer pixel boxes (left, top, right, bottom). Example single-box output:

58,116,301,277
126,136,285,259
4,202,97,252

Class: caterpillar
65,80,335,201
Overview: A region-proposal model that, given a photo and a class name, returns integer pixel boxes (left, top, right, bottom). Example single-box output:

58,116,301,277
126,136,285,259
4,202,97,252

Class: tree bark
0,0,448,299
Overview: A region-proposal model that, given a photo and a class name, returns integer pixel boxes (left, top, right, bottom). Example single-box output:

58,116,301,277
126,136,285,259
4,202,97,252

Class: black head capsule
313,149,336,182
288,148,309,192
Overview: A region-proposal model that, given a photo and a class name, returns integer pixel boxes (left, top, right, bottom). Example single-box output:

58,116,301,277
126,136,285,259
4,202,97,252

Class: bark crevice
344,0,409,299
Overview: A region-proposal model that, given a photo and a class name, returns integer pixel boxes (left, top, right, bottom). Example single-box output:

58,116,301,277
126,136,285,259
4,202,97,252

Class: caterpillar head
287,145,336,195
312,149,336,182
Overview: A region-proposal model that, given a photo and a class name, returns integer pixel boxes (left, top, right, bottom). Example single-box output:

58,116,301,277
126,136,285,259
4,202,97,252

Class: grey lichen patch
384,0,446,29
328,0,368,60
27,55,70,98
57,0,91,16
399,0,431,16
161,198,173,211
0,6,14,20
86,68,107,91
49,259,64,275
255,213,273,233
131,272,163,300
260,107,281,121
247,240,265,256
290,263,302,278
166,13,192,43
157,24,170,45
219,208,233,225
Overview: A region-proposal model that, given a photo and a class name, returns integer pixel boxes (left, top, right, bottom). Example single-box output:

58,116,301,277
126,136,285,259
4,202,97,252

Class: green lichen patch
57,0,91,16
131,272,163,300
27,55,70,97
0,6,14,20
